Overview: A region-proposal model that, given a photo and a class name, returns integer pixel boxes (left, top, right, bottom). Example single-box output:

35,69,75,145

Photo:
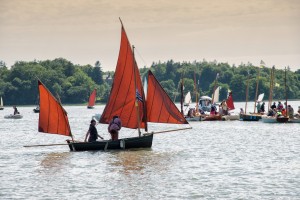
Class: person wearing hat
108,116,122,141
84,119,104,142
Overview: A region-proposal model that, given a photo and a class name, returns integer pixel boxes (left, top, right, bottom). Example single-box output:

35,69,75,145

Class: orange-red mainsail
226,92,235,110
87,89,97,107
147,70,188,124
99,24,146,129
38,80,72,137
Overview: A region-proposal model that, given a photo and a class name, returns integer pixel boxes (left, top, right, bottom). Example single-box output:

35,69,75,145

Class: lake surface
0,101,299,200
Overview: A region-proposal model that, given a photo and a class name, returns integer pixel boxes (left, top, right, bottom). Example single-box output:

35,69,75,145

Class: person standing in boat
13,106,19,115
108,116,122,141
260,102,265,113
287,105,294,119
84,119,103,142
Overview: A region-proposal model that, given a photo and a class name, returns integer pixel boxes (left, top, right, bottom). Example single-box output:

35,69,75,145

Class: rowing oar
143,127,192,136
24,143,69,147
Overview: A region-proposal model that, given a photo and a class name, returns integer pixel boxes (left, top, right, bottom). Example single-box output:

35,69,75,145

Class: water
0,101,300,200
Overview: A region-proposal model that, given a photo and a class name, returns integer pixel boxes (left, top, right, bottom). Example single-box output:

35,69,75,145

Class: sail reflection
109,150,173,175
39,152,70,173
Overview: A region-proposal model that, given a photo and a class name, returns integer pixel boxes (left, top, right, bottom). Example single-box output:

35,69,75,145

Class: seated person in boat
239,108,244,115
84,119,104,142
256,101,261,113
13,106,20,115
221,100,228,115
210,105,217,115
277,101,283,110
295,106,300,118
287,105,294,119
108,116,122,141
267,109,276,116
281,108,287,116
187,108,195,118
271,102,276,110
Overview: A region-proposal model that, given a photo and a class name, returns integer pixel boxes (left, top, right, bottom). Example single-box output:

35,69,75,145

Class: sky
0,0,299,71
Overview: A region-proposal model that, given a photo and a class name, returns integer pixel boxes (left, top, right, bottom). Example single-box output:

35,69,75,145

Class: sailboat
87,89,96,109
35,20,190,151
200,74,222,121
240,61,264,121
261,67,289,123
0,97,3,110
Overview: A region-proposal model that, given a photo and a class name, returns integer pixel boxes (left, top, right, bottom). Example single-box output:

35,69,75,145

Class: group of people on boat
84,115,122,142
266,101,298,118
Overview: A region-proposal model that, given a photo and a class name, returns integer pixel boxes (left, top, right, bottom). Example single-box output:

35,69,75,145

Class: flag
136,89,143,102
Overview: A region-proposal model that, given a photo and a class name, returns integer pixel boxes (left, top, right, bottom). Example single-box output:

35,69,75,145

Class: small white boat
4,114,23,119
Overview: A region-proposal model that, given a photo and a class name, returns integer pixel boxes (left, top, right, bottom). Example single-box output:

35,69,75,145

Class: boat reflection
109,150,173,175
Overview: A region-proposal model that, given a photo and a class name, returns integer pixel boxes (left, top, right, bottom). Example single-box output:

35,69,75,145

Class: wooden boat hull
4,114,23,119
67,134,153,151
239,113,262,121
261,115,289,123
202,115,222,121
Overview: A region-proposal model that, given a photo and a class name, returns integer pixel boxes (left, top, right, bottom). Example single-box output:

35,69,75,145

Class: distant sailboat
0,97,3,110
87,89,96,109
240,61,264,121
184,91,192,106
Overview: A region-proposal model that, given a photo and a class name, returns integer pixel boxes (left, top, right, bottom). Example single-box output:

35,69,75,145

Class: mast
132,45,141,137
253,61,264,113
245,71,250,114
284,67,288,117
194,72,199,114
268,66,275,112
180,72,184,115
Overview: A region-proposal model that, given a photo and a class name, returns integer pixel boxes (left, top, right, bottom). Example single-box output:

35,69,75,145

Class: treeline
0,58,299,105
0,58,109,105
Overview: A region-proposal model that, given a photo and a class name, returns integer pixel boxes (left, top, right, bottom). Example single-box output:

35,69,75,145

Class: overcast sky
0,0,299,71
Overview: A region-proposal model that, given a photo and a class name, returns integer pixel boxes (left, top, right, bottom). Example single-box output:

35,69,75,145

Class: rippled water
0,101,299,200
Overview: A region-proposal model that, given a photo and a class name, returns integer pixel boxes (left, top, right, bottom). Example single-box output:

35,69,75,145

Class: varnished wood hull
67,134,153,151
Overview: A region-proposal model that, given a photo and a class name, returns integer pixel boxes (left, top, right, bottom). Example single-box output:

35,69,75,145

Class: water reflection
39,152,70,173
109,149,174,175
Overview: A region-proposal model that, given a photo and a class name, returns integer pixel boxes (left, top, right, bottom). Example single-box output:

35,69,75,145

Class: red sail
226,92,235,110
38,80,72,136
147,70,188,124
88,89,96,107
99,25,146,129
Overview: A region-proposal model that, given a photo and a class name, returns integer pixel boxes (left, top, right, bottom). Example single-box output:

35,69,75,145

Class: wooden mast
284,67,288,117
268,66,275,112
245,71,250,114
132,45,142,137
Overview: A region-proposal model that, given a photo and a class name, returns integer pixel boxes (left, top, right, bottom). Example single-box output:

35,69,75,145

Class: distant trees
0,58,299,105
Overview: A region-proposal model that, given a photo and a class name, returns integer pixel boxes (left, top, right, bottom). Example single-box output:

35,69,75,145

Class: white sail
257,93,264,102
143,76,148,99
184,91,192,106
0,97,3,107
213,86,220,103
